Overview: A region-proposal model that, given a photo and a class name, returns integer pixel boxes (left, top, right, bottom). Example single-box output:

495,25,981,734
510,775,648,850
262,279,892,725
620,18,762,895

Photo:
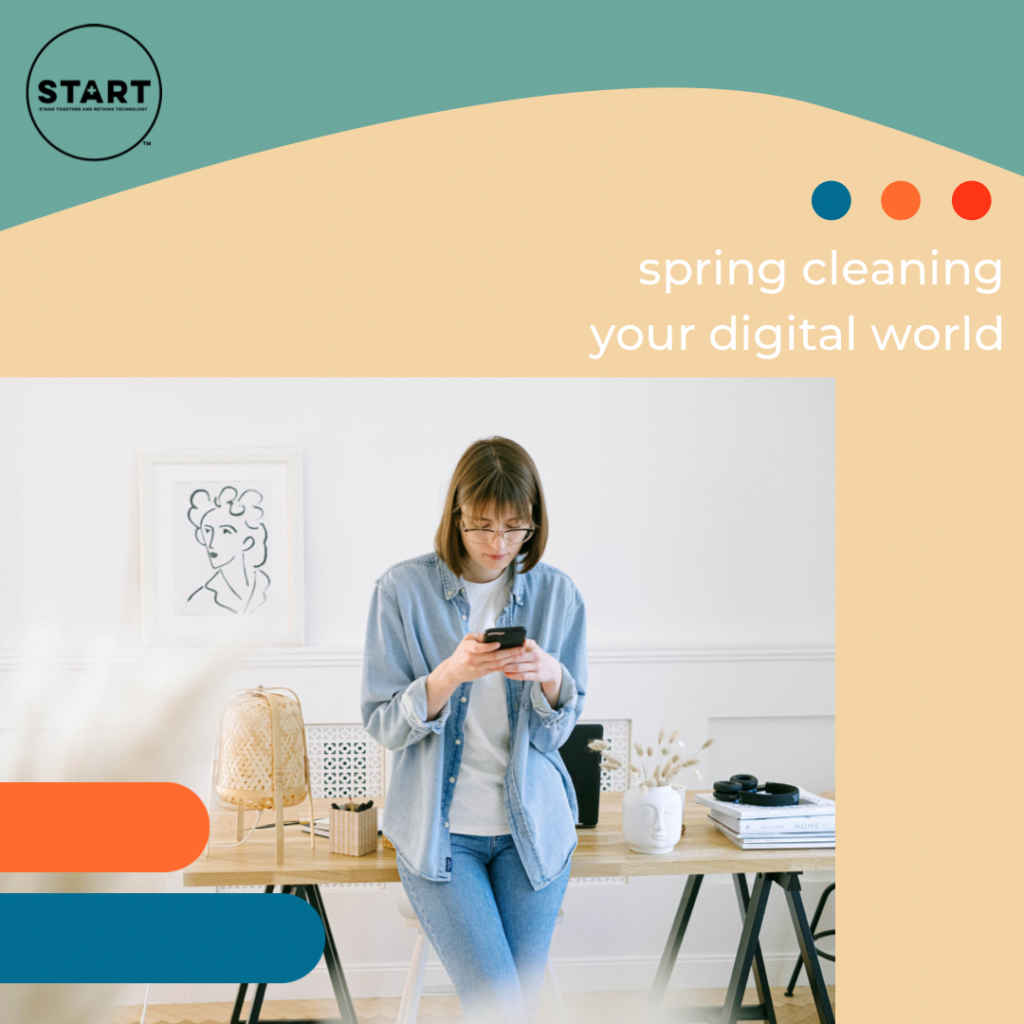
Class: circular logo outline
26,23,163,161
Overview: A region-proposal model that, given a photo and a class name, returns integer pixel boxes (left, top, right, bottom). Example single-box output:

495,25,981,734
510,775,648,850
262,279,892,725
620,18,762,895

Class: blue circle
811,181,851,220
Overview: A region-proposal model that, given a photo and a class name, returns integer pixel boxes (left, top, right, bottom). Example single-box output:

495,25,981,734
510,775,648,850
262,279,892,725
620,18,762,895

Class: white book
696,788,835,820
301,817,330,837
714,823,835,842
715,825,835,850
712,817,835,844
709,811,836,835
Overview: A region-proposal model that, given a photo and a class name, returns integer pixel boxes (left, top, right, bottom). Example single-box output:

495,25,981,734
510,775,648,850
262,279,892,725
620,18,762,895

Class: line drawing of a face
186,486,270,614
199,503,251,568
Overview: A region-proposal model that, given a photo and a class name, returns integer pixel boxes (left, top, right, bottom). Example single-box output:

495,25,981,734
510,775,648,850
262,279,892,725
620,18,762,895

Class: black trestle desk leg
245,886,307,1024
777,874,835,1024
732,875,777,1024
305,883,359,1024
231,886,278,1024
718,872,772,1024
230,984,249,1024
785,882,834,997
648,874,704,1010
245,983,268,1024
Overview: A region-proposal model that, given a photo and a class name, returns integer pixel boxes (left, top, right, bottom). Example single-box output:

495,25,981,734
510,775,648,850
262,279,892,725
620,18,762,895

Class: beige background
1,89,1021,1020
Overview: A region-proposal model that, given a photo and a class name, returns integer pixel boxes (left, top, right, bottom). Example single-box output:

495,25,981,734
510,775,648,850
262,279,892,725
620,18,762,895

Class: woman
361,437,587,1024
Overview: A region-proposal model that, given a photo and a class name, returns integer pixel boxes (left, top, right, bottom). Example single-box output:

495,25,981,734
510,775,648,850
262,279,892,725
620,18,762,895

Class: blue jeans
397,833,570,1023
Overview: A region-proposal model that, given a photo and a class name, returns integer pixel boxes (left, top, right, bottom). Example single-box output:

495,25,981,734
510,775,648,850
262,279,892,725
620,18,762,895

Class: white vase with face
622,785,685,854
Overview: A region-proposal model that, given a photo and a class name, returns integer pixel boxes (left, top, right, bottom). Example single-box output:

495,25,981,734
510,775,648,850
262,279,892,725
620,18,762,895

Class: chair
395,892,565,1022
395,892,429,1024
784,882,835,997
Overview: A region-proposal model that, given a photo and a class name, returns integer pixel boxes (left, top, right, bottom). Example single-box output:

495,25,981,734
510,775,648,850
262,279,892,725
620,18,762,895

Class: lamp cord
207,810,263,847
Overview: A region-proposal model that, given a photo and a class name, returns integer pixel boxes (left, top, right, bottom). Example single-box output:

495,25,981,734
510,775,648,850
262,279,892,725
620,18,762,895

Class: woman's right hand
433,634,522,689
424,634,521,719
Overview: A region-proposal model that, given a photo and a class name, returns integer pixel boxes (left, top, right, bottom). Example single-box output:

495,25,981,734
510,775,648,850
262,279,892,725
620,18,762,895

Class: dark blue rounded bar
0,893,325,982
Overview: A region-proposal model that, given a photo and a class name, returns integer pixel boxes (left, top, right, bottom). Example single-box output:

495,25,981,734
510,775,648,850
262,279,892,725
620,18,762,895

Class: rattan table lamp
210,685,314,865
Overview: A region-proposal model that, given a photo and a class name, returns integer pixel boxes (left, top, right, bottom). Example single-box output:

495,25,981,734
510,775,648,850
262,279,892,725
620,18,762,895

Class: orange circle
881,180,921,220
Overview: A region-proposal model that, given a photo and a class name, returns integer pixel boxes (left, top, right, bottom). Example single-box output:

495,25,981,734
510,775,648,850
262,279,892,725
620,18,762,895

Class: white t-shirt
447,569,513,836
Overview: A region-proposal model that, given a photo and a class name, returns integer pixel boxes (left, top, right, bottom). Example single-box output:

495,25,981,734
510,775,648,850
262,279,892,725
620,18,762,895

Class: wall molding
0,641,834,673
125,949,833,1004
587,642,834,664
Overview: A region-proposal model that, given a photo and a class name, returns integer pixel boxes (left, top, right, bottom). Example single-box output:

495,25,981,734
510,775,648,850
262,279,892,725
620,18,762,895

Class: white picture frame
139,448,304,645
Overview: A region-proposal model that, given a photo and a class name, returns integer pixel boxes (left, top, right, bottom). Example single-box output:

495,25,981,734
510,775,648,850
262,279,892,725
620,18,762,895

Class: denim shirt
361,552,587,890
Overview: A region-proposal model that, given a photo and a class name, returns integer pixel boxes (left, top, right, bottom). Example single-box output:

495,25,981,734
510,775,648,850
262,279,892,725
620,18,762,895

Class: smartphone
482,626,527,649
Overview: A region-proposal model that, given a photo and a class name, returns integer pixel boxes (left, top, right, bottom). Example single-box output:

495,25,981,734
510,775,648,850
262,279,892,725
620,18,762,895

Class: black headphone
712,775,800,807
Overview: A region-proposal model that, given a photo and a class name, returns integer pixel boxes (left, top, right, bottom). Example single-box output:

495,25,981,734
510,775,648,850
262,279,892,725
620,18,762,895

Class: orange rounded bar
0,783,209,872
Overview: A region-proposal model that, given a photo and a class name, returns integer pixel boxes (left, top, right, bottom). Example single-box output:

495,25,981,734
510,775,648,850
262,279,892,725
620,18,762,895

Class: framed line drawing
139,449,304,645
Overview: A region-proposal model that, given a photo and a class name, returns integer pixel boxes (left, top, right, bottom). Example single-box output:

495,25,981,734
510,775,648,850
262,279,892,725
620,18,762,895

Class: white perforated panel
306,723,385,800
218,723,386,893
587,718,631,793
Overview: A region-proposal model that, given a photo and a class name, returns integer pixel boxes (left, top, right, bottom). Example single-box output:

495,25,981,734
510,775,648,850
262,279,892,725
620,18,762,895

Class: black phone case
483,626,526,649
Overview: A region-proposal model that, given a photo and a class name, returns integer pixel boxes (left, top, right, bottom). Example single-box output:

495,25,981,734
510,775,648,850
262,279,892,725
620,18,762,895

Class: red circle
951,181,991,220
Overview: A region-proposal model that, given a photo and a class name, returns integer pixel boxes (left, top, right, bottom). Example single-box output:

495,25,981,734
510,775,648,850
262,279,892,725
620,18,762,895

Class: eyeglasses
460,525,536,545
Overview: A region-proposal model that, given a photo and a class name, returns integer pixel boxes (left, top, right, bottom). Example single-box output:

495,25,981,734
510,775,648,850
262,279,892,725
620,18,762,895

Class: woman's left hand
503,639,563,707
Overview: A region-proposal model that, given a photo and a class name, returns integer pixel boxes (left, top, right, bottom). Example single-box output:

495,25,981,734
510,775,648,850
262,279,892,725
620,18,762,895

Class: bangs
458,472,535,525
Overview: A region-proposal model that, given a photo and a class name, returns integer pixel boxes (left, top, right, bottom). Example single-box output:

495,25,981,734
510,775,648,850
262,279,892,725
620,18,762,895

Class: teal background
2,1,1021,234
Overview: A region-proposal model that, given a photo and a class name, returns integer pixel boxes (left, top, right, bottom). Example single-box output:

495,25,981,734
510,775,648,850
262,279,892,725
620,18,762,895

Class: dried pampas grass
594,728,715,789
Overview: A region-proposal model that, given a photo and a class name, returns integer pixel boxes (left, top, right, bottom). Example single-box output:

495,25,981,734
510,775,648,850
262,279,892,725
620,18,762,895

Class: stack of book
695,789,835,849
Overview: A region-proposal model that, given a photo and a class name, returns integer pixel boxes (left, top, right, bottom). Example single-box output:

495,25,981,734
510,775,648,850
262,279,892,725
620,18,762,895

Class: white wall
0,377,833,646
0,377,834,1002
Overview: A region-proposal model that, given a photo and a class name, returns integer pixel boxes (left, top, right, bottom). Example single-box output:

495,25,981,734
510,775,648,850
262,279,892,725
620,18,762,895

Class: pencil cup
330,805,379,856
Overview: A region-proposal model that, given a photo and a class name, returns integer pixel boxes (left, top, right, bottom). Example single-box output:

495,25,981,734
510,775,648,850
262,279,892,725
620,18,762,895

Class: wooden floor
113,986,836,1023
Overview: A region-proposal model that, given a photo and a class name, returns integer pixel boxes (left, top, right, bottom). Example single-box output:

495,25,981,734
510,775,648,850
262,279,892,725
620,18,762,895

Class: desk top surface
183,792,835,887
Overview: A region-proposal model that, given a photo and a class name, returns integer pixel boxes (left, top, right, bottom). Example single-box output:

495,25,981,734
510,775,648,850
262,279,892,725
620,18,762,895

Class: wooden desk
184,792,835,1024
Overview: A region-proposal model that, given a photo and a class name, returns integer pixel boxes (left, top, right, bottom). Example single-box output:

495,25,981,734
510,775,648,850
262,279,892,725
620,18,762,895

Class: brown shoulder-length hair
435,437,548,577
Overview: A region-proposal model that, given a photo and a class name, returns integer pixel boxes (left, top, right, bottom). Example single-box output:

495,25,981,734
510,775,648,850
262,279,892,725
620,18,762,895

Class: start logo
26,24,162,161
